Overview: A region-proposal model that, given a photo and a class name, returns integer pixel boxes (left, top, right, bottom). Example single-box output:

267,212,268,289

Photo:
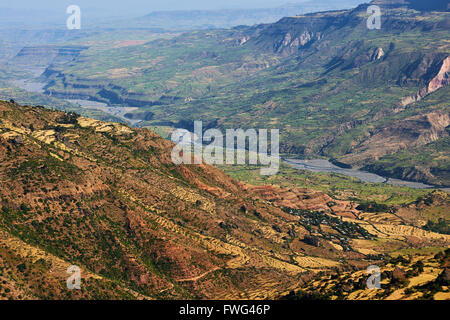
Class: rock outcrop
401,56,450,106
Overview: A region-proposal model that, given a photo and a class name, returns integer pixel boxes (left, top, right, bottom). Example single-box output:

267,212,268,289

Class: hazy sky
3,1,310,11
2,0,363,16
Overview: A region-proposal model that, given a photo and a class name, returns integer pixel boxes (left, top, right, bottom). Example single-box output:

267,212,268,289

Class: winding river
8,79,142,125
283,158,440,190
8,78,445,190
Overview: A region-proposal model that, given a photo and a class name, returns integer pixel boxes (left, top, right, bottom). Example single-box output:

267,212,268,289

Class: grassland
219,162,434,205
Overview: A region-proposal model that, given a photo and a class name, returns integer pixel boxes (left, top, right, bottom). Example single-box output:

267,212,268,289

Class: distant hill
131,1,366,30
372,0,450,11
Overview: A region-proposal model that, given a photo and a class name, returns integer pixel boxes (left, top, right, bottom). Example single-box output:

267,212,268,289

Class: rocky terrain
0,100,448,300
283,249,450,300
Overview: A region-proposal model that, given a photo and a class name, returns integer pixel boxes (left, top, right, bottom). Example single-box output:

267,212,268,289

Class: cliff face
246,16,331,56
339,112,450,166
243,1,448,57
401,56,450,106
11,46,88,68
428,56,450,93
318,50,450,186
340,55,450,168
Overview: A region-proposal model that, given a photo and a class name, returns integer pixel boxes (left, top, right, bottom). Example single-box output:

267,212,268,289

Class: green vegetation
423,218,450,235
355,201,392,213
34,4,450,186
364,136,450,187
284,208,374,246
219,163,432,205
1,1,449,301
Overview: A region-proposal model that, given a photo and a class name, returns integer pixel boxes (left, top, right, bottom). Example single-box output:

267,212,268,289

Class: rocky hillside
283,249,450,300
0,100,449,299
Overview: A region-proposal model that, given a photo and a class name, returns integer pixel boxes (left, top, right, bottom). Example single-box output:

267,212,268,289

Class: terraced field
0,0,448,301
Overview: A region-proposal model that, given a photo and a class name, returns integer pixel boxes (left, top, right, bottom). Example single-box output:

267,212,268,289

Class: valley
6,74,442,189
0,0,448,302
3,0,446,186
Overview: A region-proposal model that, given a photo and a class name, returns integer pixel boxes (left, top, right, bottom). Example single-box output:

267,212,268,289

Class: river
8,79,142,126
7,78,445,190
283,158,440,190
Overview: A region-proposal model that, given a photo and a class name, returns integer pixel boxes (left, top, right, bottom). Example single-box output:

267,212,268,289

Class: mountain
372,0,450,11
0,1,367,31
129,1,366,30
34,0,450,186
0,100,448,300
12,46,88,67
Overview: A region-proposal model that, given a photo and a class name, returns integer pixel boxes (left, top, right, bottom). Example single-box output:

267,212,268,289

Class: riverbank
7,78,141,126
283,158,448,191
7,78,448,192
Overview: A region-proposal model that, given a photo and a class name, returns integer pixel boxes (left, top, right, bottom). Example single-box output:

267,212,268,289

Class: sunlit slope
1,100,449,299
